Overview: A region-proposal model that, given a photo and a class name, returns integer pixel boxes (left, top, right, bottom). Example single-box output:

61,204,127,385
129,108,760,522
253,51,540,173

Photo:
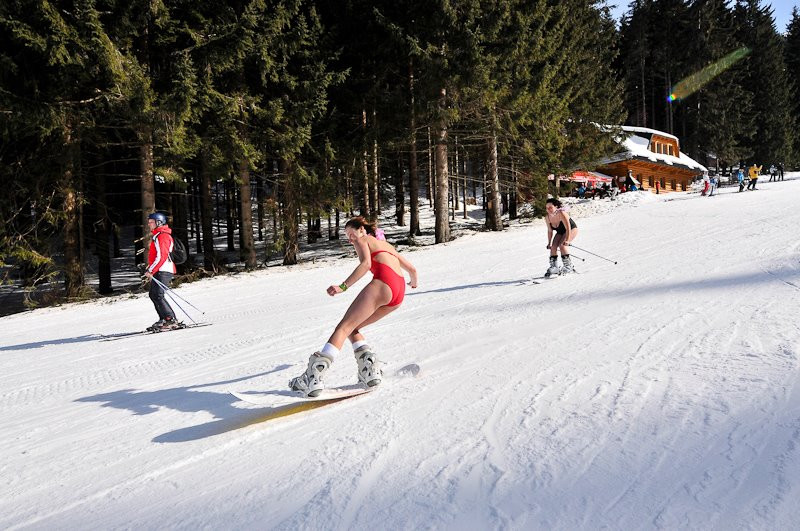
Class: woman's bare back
365,236,403,276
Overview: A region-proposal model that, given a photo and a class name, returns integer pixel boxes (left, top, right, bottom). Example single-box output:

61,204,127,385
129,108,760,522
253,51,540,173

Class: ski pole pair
568,244,618,265
150,276,205,324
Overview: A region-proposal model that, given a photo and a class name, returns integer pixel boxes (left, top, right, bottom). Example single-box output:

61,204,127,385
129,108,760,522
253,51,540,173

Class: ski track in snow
2,176,800,529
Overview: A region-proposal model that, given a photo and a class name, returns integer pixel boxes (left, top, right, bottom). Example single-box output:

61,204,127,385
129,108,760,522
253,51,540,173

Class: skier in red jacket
144,212,179,331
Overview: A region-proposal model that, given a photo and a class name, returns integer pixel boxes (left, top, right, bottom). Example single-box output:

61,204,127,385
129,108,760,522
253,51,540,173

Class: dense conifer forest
1,0,798,306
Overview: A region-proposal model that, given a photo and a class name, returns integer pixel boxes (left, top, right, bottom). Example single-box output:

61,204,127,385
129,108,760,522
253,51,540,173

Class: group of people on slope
576,171,640,200
142,212,419,397
141,198,581,398
699,161,788,197
767,163,785,183
732,162,786,192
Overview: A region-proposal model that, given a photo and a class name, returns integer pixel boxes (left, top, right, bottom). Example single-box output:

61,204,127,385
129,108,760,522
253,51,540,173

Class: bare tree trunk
453,137,460,211
666,70,673,134
200,151,216,271
328,150,341,240
371,107,380,220
361,108,370,217
427,126,433,207
346,157,354,217
408,68,422,236
639,56,647,127
170,179,189,274
462,147,467,219
395,150,405,226
239,160,257,268
256,175,265,242
214,181,222,236
509,156,518,220
485,133,503,231
94,168,112,294
62,125,84,297
408,57,421,237
192,174,202,254
225,180,235,251
435,88,451,243
281,159,299,265
468,152,476,202
482,160,487,210
139,129,155,265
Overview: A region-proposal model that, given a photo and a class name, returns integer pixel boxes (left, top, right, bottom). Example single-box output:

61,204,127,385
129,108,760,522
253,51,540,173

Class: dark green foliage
685,0,754,167
1,0,123,295
784,8,800,165
733,0,793,166
0,0,640,304
618,0,795,168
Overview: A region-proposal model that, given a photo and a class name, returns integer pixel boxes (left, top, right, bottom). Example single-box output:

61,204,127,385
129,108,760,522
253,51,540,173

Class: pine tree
619,0,653,127
102,0,197,265
734,0,793,166
556,2,627,178
0,0,125,297
619,0,694,137
650,0,692,136
683,0,753,167
784,8,800,165
260,1,341,265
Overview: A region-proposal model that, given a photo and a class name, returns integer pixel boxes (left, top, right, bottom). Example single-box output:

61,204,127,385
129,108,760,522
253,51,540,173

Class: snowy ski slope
2,176,800,529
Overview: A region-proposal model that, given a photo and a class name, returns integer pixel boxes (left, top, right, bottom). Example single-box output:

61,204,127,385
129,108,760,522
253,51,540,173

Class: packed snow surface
2,177,800,530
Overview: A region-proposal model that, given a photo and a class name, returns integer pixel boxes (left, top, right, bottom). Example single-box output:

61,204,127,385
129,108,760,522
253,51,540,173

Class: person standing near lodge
625,170,636,191
654,180,660,194
708,175,717,196
747,163,761,190
143,212,180,331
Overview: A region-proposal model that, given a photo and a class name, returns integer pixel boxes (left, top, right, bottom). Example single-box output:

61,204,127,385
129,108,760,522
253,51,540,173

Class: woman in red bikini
290,216,418,397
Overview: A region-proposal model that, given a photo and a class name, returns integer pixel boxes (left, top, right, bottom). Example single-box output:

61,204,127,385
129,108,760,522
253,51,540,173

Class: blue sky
607,1,797,33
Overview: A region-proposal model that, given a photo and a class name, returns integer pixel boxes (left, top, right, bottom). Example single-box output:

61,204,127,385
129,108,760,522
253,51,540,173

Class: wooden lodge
594,126,707,193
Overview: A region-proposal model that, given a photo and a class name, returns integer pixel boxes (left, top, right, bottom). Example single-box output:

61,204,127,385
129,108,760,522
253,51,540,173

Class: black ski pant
149,271,176,320
747,178,757,190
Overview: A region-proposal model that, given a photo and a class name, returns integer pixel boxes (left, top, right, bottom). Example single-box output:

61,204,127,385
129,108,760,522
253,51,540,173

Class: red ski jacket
148,226,176,274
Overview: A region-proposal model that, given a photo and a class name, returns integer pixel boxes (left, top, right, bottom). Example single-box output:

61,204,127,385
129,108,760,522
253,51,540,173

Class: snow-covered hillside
3,177,800,530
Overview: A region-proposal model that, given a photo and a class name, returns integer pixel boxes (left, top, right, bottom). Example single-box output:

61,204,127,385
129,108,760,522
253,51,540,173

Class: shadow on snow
74,364,296,443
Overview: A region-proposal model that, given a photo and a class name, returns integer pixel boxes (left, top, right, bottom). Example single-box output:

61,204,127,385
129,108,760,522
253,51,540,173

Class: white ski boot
560,255,575,275
544,256,560,278
289,352,332,397
354,345,382,387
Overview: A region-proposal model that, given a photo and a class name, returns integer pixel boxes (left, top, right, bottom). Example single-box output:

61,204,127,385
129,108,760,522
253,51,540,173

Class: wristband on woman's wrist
339,282,348,291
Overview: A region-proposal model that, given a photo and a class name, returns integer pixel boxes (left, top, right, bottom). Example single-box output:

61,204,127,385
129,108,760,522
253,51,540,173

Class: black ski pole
151,276,204,322
150,276,205,314
151,278,196,324
164,289,198,324
568,244,618,264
